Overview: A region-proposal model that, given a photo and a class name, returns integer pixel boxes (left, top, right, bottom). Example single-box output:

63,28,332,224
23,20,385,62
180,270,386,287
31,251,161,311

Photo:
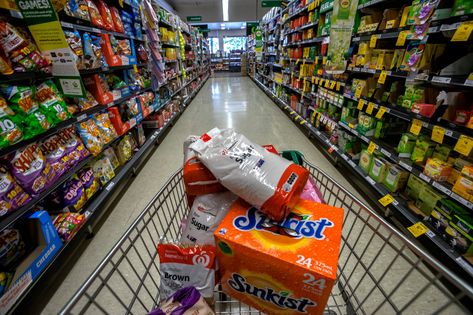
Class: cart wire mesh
60,157,473,315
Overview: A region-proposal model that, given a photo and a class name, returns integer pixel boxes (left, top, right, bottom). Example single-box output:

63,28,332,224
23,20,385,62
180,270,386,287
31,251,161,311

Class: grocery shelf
162,42,180,48
250,75,473,283
79,63,147,75
158,19,174,29
60,21,144,41
284,3,310,23
0,71,52,84
283,35,328,47
284,20,319,35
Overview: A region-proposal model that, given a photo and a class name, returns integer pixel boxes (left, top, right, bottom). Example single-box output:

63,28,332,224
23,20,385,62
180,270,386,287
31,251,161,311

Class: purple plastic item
0,166,31,216
41,135,69,179
62,176,87,211
9,144,56,196
148,287,213,315
300,177,325,204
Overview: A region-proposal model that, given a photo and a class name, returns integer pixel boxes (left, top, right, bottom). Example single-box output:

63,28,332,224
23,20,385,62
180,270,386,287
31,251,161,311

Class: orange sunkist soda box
214,198,343,315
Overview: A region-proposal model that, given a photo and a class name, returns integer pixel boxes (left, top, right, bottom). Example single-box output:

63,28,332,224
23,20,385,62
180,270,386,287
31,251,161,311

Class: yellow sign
410,119,422,136
454,135,473,156
330,80,336,89
378,194,394,207
378,71,387,84
431,126,445,144
311,77,315,84
366,102,375,115
357,99,365,110
367,141,377,154
451,22,473,42
354,86,363,99
408,222,429,238
319,78,324,86
324,79,330,88
336,81,341,91
348,123,355,129
322,56,327,64
375,106,386,119
396,30,408,46
315,77,319,84
369,35,378,48
296,59,300,65
315,56,319,64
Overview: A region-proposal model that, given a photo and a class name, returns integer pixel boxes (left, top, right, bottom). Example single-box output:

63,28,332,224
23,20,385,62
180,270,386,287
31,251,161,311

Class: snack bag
115,134,133,164
148,287,215,315
96,0,114,31
58,126,90,167
0,97,23,148
0,229,25,268
110,7,125,33
102,147,119,169
190,128,309,221
214,199,343,315
35,81,71,124
1,85,37,115
62,175,87,210
92,156,115,185
9,143,56,195
64,0,90,21
87,0,105,28
40,134,69,178
73,90,98,111
181,192,237,245
78,167,99,199
183,135,225,196
0,166,31,216
53,212,85,241
76,118,103,155
64,30,84,69
93,112,117,143
157,243,216,300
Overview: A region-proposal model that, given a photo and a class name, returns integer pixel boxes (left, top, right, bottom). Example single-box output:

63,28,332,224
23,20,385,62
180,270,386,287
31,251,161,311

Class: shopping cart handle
282,150,304,165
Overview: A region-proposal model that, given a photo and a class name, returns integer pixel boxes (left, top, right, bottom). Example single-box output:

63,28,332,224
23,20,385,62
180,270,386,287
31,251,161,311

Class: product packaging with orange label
214,199,343,315
190,128,309,221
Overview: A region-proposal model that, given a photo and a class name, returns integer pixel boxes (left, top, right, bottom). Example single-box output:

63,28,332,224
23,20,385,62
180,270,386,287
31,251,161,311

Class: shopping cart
60,152,473,315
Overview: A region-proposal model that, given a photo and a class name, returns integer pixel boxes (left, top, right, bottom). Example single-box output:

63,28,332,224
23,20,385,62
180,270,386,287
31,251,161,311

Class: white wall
209,29,246,54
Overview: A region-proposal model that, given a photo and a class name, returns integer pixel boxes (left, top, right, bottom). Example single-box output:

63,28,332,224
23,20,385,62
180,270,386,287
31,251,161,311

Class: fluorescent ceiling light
222,0,229,21
221,23,225,27
241,26,245,29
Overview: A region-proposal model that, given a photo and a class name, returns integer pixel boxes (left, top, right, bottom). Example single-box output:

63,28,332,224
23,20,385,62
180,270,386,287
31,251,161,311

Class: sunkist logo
233,208,334,239
228,273,316,313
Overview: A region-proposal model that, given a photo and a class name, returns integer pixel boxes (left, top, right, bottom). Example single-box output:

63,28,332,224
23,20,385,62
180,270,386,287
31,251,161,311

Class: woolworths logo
228,273,316,312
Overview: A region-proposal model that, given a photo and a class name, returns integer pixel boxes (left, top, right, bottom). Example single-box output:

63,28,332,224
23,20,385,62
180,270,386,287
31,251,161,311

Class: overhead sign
15,0,85,97
262,0,281,7
246,22,259,36
187,16,202,22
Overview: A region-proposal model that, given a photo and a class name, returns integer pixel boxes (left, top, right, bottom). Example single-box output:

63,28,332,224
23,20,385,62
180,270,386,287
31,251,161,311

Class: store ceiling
165,0,270,23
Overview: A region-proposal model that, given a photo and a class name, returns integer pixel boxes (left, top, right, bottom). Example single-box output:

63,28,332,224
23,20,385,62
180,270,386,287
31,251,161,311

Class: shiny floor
43,75,367,314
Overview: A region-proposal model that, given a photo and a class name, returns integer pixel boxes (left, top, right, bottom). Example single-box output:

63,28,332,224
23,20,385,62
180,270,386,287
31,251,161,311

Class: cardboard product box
406,173,427,200
359,149,373,173
214,199,343,315
453,175,473,202
445,215,473,254
415,186,443,215
423,158,452,182
0,211,63,312
369,157,389,183
384,165,409,192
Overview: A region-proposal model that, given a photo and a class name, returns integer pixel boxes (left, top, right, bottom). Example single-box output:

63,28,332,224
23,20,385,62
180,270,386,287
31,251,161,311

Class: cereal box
214,199,343,315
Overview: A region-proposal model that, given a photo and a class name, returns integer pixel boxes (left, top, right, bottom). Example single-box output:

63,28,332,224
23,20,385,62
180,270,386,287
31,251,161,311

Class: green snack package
35,80,71,125
22,109,52,139
411,136,435,163
432,144,451,162
397,133,417,158
384,165,409,192
0,96,23,148
406,173,427,200
369,157,388,182
0,85,38,115
106,74,127,90
359,149,372,173
415,186,442,215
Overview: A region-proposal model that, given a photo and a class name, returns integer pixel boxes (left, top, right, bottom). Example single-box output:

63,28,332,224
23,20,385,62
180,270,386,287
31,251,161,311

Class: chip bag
58,126,90,167
93,112,117,143
76,118,103,155
190,128,309,221
183,135,225,196
102,147,119,169
65,30,84,70
8,143,56,195
78,167,99,199
110,6,125,33
41,134,69,179
157,243,216,300
35,81,71,124
53,212,86,241
92,156,115,185
0,165,31,216
0,96,23,148
148,287,215,315
96,0,114,31
87,0,105,28
115,134,133,164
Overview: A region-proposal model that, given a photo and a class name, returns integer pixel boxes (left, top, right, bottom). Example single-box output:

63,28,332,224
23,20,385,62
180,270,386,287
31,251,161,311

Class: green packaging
397,133,417,158
432,144,451,162
415,186,443,215
411,136,435,163
384,165,409,192
369,157,388,182
451,0,473,16
359,149,372,173
406,173,427,200
446,215,473,254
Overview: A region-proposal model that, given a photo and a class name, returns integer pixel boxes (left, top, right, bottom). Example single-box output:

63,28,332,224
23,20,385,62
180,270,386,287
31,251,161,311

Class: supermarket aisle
43,75,366,314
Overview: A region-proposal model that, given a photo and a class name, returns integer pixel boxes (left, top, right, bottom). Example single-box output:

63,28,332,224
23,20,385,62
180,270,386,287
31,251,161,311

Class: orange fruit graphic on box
214,198,343,315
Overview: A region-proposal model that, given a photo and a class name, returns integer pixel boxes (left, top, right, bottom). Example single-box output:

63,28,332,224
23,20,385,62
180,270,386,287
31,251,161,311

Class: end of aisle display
0,0,211,312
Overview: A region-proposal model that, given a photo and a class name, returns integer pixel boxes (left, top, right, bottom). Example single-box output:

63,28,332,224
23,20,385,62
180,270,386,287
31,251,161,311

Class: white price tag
342,154,349,161
354,67,360,72
61,22,73,28
129,118,137,128
432,76,452,84
419,173,431,183
352,129,359,136
365,176,376,185
451,193,472,208
445,129,454,137
315,130,321,136
399,161,413,172
348,160,357,168
380,148,392,157
76,113,87,122
432,181,451,195
456,257,473,274
465,79,473,87
392,199,399,206
106,182,115,191
367,69,376,74
84,210,92,218
361,135,369,143
426,230,435,238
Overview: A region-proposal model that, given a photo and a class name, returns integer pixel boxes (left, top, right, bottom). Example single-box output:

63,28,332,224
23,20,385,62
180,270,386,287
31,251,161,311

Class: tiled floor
44,75,372,314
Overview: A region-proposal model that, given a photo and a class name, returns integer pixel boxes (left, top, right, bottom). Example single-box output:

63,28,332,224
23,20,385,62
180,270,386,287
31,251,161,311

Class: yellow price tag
324,79,329,88
319,78,324,86
375,106,386,119
354,86,363,99
378,71,387,84
330,80,336,89
454,135,473,156
133,64,138,72
408,222,429,238
431,126,445,144
367,141,377,154
336,81,341,91
366,102,375,115
348,123,355,129
410,119,422,136
118,0,123,7
322,56,327,64
369,35,378,48
300,119,307,125
296,59,301,65
451,22,473,42
315,56,319,64
311,77,315,84
357,99,365,110
315,77,319,84
396,30,409,46
290,110,295,115
378,194,394,207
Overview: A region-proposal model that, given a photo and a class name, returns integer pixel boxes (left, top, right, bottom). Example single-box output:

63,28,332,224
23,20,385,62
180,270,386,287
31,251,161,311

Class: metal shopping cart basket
61,151,473,315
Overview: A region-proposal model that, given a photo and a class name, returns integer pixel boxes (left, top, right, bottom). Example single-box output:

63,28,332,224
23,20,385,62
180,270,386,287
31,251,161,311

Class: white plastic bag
180,191,237,245
189,128,309,221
